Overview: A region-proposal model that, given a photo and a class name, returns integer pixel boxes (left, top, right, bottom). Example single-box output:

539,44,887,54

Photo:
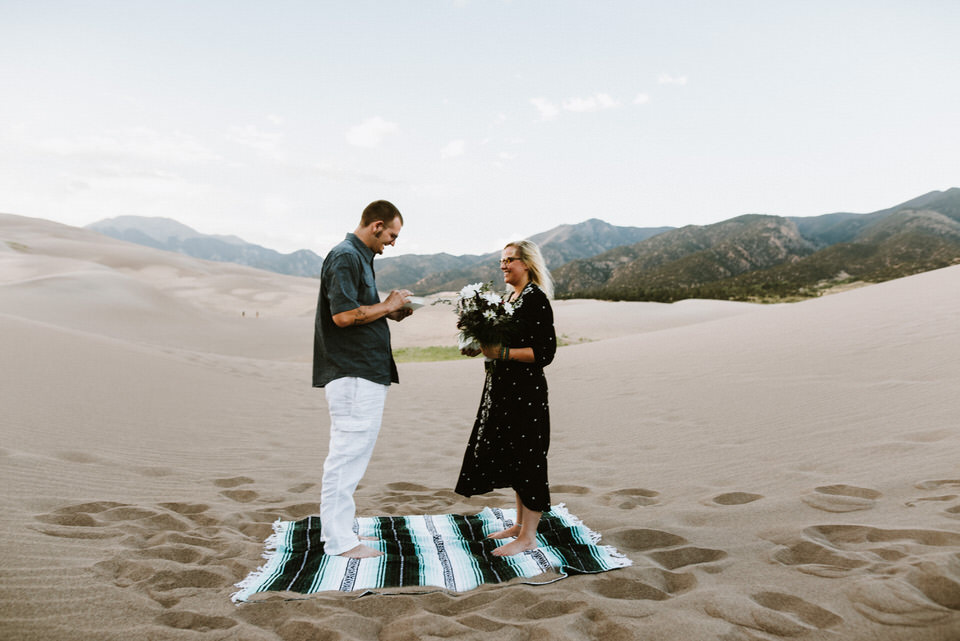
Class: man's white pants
320,377,388,556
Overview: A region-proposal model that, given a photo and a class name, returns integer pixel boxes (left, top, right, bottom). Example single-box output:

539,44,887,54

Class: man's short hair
361,200,403,227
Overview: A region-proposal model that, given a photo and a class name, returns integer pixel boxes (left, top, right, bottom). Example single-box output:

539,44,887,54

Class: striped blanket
232,504,630,601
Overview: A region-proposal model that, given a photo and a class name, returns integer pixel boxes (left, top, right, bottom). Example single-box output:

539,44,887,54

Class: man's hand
387,307,413,321
332,289,413,328
384,289,412,311
384,289,413,322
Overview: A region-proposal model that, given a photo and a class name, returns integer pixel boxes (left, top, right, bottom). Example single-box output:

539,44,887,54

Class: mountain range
86,216,326,278
86,187,960,302
553,188,960,301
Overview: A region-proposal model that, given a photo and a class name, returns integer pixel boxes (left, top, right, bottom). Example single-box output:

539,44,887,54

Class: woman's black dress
455,283,556,513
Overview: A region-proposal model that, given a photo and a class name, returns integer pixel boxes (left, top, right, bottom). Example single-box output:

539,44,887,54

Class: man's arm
332,289,412,327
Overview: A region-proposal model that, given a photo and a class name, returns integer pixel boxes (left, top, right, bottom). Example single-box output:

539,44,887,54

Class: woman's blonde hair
505,240,554,299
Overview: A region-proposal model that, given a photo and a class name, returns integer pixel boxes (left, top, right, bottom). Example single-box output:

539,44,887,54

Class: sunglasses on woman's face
499,257,522,266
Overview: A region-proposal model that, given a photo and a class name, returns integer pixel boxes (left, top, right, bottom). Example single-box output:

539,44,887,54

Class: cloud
658,73,688,86
530,97,560,121
440,139,466,159
634,93,651,105
226,124,284,158
532,93,626,119
345,116,400,148
27,127,221,165
561,93,621,112
314,161,403,185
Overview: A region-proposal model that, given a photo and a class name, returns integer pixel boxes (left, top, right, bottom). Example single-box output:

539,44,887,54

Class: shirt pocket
361,274,378,302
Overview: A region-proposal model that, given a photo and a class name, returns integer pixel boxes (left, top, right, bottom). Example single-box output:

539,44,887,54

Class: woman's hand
480,344,502,360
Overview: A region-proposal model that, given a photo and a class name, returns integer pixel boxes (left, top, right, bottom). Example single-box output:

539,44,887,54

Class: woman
455,240,557,557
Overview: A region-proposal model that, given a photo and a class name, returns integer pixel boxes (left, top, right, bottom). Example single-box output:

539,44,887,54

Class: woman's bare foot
338,543,383,558
492,538,537,557
487,524,522,540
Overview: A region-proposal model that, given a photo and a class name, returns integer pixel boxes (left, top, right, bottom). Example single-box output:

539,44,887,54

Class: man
313,200,413,558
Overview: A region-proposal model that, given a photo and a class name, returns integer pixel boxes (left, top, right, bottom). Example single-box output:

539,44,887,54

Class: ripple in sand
54,451,101,464
155,611,236,632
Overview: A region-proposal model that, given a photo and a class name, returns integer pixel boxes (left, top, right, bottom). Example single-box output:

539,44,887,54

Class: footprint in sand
33,501,128,539
705,590,843,637
287,482,316,494
550,484,591,495
648,546,727,571
212,476,255,488
219,489,259,503
368,483,461,513
591,567,697,602
710,492,763,506
944,505,960,520
38,500,239,609
849,562,960,626
801,484,881,512
911,480,960,518
772,524,960,626
600,488,659,509
606,527,687,553
915,479,960,491
606,526,727,575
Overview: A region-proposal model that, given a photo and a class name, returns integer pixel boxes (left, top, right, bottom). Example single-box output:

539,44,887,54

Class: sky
2,0,958,258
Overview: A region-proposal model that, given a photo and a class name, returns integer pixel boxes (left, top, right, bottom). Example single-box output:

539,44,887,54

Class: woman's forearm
504,346,535,363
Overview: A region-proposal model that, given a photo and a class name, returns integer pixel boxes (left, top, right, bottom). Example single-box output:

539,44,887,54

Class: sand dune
2,213,959,640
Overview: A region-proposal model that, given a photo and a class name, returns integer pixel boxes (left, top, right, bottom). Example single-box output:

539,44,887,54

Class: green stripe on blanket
232,504,630,601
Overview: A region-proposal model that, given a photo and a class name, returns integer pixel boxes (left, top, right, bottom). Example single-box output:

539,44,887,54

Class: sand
2,211,959,641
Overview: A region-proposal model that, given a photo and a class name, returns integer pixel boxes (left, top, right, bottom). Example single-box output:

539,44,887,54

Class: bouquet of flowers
455,282,515,351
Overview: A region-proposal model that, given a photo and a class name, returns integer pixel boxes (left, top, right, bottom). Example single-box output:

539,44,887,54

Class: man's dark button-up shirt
312,233,399,388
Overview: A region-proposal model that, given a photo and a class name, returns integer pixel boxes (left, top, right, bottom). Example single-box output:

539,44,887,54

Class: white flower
481,291,502,306
459,282,482,299
502,302,514,315
483,309,497,320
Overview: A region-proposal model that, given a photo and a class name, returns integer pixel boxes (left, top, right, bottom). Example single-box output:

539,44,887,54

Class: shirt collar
346,232,375,264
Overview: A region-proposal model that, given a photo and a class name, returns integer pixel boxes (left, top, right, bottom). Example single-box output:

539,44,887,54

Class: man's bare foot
487,524,522,540
492,538,537,557
338,544,383,558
